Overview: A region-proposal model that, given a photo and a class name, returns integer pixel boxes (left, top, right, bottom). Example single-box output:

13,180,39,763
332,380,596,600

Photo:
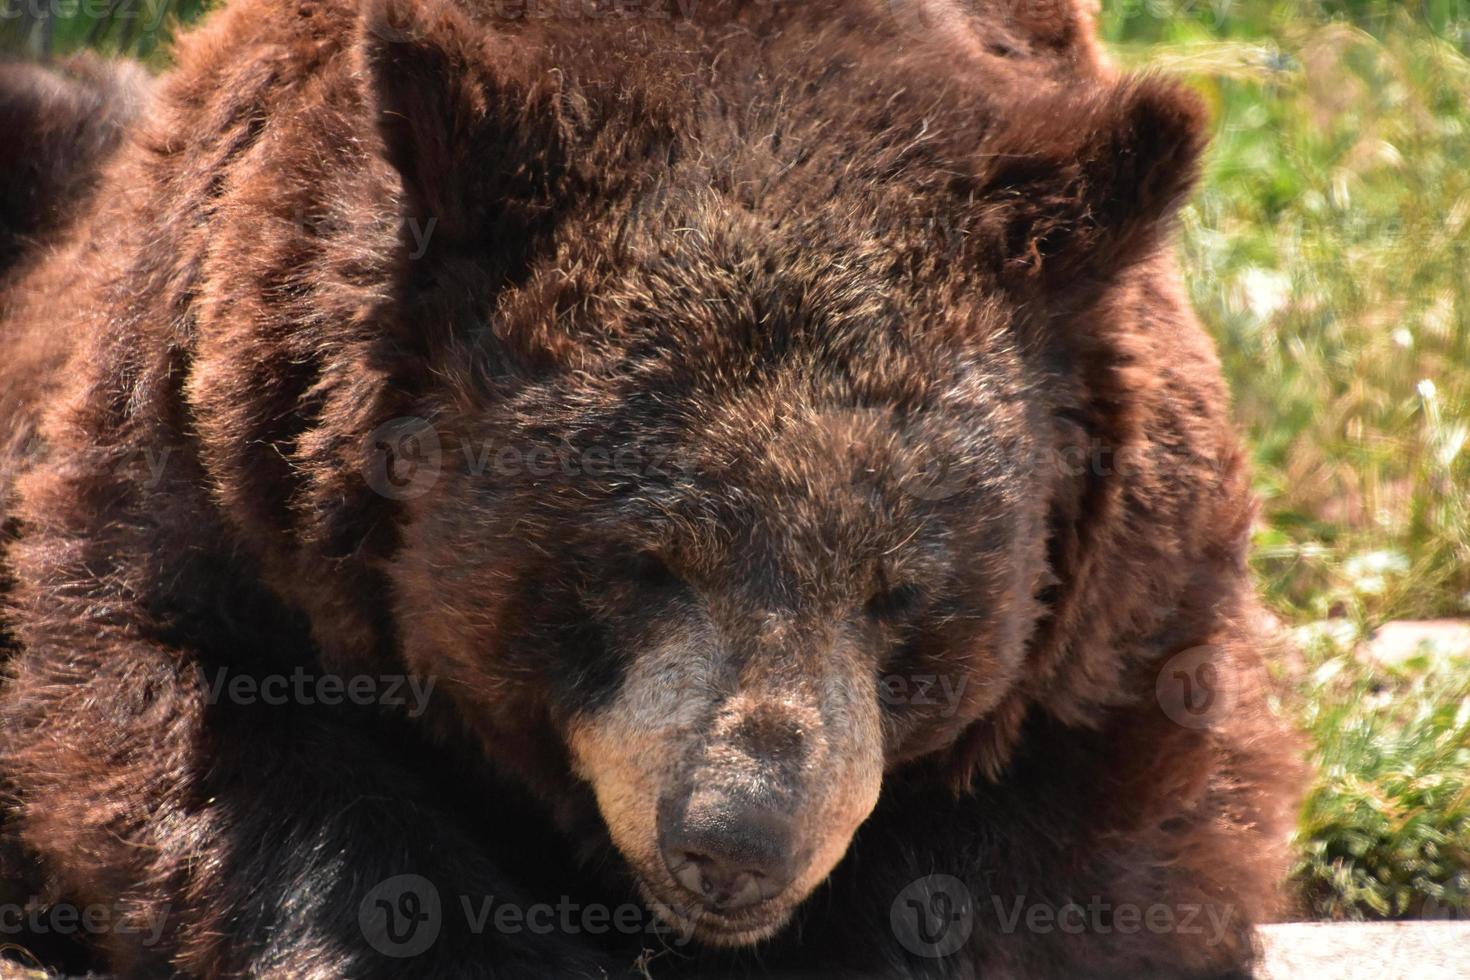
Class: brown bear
0,52,151,274
0,0,1302,976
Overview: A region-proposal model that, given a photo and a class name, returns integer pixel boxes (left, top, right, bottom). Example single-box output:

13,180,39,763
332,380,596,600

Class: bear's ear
357,0,569,261
977,75,1208,305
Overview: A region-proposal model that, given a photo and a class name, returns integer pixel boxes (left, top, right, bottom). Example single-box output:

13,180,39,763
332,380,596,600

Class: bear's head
387,250,1055,941
219,0,1206,946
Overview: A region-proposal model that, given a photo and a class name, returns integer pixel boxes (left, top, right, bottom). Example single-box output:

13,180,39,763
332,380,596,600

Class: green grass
0,0,210,63
1289,633,1470,920
3,0,1468,926
1107,2,1470,628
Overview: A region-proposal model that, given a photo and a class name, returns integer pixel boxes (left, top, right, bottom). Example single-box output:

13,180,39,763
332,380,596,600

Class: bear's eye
866,584,922,622
627,551,680,591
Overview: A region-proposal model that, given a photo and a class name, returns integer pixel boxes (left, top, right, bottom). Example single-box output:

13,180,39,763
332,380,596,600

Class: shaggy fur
0,52,150,273
0,0,1301,976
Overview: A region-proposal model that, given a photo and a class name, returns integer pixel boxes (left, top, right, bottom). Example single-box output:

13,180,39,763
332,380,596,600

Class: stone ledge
1259,922,1470,979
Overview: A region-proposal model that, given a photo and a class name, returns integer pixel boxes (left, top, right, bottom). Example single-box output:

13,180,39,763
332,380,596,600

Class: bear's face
553,392,1046,944
388,220,1054,943
363,6,1206,942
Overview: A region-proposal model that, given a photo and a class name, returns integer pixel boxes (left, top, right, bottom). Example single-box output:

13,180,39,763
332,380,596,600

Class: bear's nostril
671,853,767,910
673,851,717,896
659,808,797,911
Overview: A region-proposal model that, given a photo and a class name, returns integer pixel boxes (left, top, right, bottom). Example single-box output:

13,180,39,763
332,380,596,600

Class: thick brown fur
0,52,150,535
0,1,1302,977
0,52,151,273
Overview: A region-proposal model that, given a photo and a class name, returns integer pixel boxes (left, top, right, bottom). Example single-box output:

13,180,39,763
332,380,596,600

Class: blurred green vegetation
2,0,1468,926
0,0,209,61
1106,0,1470,632
1289,631,1470,921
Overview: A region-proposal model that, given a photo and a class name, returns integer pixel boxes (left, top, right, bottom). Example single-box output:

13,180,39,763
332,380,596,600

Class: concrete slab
1259,922,1470,980
1364,619,1470,663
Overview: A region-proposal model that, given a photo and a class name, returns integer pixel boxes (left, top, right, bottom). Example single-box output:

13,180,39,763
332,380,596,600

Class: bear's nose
658,803,797,911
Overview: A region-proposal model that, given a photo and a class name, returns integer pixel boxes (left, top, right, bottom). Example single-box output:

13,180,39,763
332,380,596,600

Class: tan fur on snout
566,620,884,946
